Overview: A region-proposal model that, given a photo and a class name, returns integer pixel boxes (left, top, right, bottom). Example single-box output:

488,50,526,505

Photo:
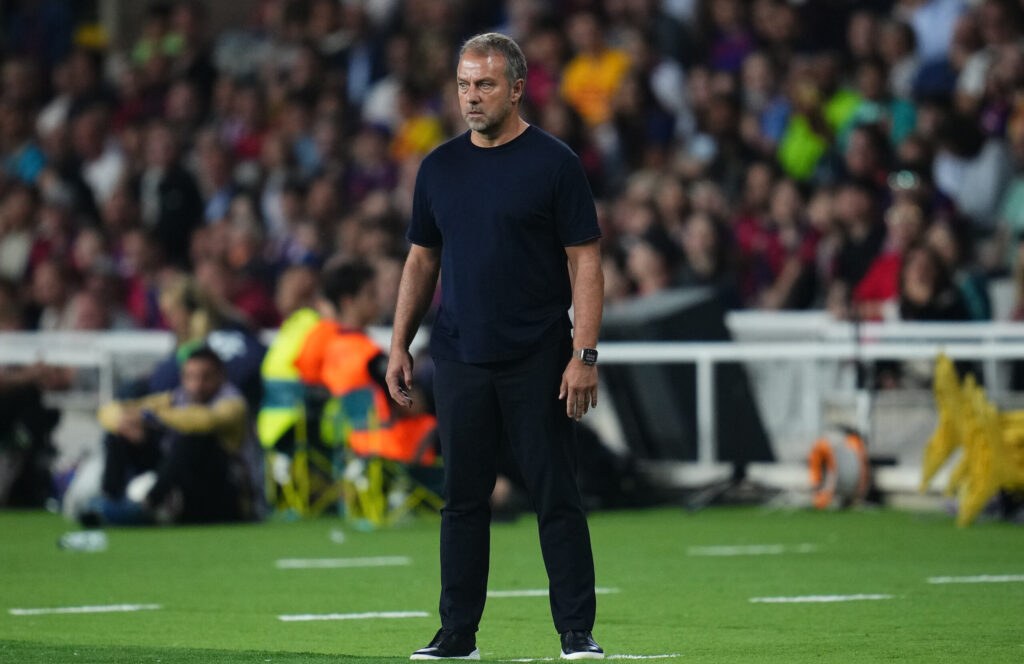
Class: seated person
86,347,255,525
295,259,436,465
0,362,66,507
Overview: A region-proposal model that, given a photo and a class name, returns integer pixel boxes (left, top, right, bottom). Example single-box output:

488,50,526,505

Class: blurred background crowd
2,0,1024,339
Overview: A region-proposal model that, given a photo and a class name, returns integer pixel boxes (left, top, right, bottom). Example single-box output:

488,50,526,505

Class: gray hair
459,33,527,89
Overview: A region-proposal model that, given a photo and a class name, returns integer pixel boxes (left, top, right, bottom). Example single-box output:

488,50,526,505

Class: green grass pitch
1,506,1023,663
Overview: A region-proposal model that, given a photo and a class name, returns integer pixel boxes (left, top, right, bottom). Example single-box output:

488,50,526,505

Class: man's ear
512,78,525,104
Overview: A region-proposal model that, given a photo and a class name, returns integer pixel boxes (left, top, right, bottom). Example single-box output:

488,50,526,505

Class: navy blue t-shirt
407,126,600,364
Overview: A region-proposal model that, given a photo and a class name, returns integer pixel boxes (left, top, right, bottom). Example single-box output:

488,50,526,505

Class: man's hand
559,358,598,421
117,409,146,443
385,349,415,408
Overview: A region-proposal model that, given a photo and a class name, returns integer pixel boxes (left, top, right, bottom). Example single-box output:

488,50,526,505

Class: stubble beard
464,96,513,135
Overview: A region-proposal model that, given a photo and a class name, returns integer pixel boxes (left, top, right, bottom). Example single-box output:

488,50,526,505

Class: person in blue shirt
386,33,605,661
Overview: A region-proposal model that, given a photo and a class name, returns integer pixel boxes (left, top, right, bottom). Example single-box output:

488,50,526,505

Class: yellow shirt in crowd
560,49,631,127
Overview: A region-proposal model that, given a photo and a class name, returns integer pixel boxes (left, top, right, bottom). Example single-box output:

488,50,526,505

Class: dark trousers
433,335,596,634
101,432,161,499
103,432,240,523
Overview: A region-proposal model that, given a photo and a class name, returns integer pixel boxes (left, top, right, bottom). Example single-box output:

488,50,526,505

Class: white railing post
695,357,715,468
98,349,115,407
803,358,822,437
983,335,1000,397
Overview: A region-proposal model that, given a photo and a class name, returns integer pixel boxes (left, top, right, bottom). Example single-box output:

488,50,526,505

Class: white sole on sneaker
411,648,481,660
560,652,605,660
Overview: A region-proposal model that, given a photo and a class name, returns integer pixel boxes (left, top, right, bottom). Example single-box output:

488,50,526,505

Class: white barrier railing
2,319,1023,474
726,312,1024,341
600,339,1024,469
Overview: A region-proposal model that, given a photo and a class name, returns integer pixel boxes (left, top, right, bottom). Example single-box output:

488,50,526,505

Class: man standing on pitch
386,32,605,661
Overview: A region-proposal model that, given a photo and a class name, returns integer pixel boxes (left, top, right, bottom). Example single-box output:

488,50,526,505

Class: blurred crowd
2,0,1024,338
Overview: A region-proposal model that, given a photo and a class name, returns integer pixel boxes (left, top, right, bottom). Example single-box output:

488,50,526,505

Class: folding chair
317,388,443,528
264,386,344,519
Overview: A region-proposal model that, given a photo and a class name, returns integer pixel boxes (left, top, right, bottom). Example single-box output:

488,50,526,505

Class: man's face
457,51,520,135
181,357,224,404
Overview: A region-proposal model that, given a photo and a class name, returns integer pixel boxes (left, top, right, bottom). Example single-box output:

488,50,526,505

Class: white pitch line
750,594,893,604
487,587,620,598
275,556,411,569
607,655,683,660
9,603,161,616
278,610,429,622
501,656,680,662
927,574,1024,584
688,544,817,557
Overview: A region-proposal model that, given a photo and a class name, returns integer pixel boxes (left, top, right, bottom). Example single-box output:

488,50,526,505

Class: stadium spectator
852,201,926,320
0,182,37,280
561,11,631,127
85,346,255,525
735,177,818,309
362,33,414,131
625,239,674,297
898,0,966,65
702,0,755,73
828,180,887,319
843,59,918,150
933,111,1014,231
121,229,171,329
925,214,992,319
675,210,740,306
148,275,266,411
168,0,217,103
389,83,445,163
0,99,46,184
879,19,922,100
899,242,971,321
30,259,76,331
135,120,204,267
0,0,1022,345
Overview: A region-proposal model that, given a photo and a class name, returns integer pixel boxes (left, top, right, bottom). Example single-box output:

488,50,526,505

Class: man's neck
334,313,367,330
470,116,528,148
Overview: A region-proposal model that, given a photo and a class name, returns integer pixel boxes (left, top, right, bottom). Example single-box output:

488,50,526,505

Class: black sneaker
410,628,480,660
560,630,604,660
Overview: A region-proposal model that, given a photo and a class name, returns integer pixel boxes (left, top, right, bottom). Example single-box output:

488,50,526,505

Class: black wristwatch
575,348,598,366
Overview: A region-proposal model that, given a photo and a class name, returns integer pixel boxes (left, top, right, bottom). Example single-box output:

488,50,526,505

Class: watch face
580,348,598,365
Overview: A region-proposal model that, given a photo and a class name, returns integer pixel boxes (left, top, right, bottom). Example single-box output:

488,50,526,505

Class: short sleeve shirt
407,126,600,363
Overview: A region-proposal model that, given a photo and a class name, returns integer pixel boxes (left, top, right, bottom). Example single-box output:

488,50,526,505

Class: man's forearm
391,246,441,352
151,398,246,435
97,393,172,432
567,241,604,349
